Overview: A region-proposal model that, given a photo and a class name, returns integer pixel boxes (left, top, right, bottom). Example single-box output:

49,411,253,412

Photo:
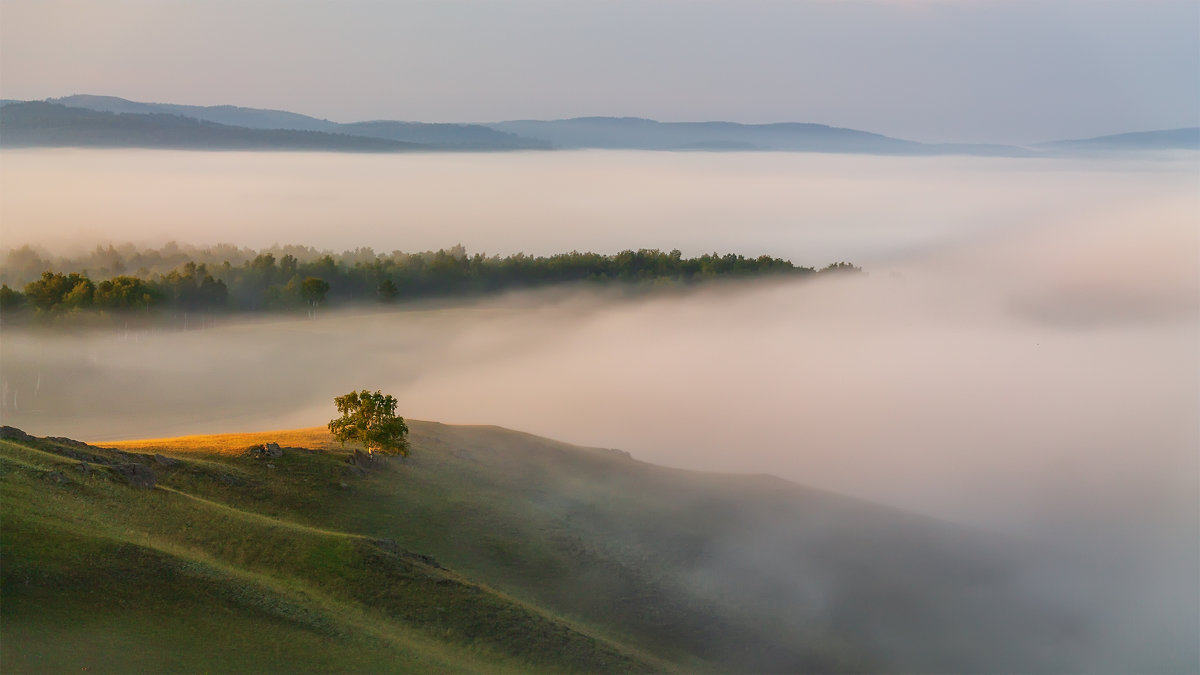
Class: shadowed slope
94,422,1089,673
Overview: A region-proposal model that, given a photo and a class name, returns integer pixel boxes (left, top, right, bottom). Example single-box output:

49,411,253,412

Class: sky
1,0,1197,144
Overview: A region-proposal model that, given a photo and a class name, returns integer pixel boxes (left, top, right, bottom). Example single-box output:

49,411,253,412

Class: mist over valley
2,149,1197,672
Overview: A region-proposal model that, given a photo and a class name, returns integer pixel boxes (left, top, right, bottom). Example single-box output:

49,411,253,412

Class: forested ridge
0,243,859,322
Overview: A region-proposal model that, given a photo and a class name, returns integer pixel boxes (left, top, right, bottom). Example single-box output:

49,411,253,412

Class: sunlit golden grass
100,426,343,455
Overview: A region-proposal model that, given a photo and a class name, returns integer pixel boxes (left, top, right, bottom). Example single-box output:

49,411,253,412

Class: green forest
0,244,859,322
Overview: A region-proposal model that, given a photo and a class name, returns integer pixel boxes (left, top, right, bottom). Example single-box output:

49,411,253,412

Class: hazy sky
1,0,1197,144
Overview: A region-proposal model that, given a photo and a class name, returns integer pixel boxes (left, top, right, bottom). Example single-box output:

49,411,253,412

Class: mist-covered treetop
0,242,860,323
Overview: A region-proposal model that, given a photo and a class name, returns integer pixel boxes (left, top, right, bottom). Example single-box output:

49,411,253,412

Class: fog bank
2,150,1196,668
3,149,1196,266
3,199,1195,528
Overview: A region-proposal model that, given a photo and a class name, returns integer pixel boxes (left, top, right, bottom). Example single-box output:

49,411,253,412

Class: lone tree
328,390,410,457
300,277,330,318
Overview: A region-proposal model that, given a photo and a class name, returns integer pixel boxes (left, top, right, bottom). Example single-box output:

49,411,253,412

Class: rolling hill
0,102,427,152
40,95,550,150
4,95,1033,155
337,120,550,150
9,95,1191,156
2,422,1092,673
1036,127,1200,153
487,117,923,153
487,117,1032,155
47,94,340,132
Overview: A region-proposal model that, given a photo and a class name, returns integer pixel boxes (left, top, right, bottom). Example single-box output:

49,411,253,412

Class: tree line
0,245,860,320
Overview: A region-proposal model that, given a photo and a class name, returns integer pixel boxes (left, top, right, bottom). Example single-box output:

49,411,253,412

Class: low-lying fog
2,148,1196,265
3,150,1197,667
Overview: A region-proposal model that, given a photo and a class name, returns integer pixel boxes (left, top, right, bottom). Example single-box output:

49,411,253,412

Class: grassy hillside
0,427,657,673
2,423,1085,673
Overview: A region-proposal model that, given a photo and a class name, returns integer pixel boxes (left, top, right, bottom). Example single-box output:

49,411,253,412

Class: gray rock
349,449,381,467
0,426,34,442
45,436,90,449
112,463,156,489
154,454,180,467
111,449,155,464
264,442,283,458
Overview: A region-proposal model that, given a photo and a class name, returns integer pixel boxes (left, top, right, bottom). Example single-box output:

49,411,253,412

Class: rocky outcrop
111,463,156,489
0,426,35,443
2,426,170,489
45,436,91,449
245,442,285,458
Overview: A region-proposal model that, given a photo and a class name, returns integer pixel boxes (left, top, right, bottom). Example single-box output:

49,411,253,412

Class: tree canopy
328,390,410,457
0,244,859,325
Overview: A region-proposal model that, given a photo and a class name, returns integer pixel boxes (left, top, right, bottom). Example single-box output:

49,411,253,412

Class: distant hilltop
0,99,545,152
1034,127,1200,153
1,95,1196,155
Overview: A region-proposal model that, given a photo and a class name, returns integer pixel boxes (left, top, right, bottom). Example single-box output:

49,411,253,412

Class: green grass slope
2,423,1085,673
0,429,657,674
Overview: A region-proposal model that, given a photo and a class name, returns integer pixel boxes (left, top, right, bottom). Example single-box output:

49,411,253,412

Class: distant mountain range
0,97,546,151
488,117,1035,156
1036,127,1200,153
0,101,425,152
41,95,551,149
47,94,340,131
1,95,1196,155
